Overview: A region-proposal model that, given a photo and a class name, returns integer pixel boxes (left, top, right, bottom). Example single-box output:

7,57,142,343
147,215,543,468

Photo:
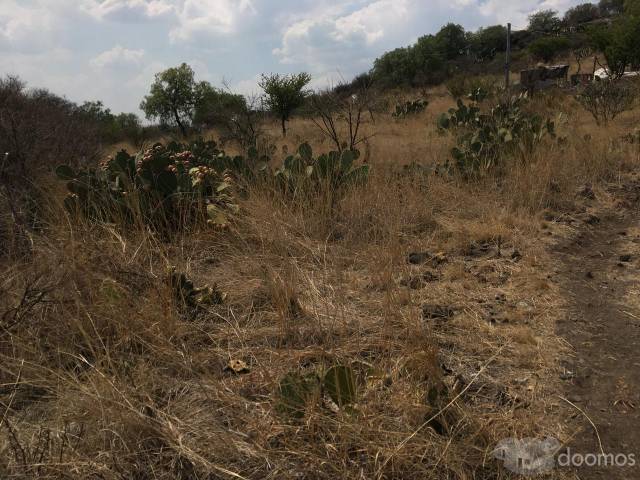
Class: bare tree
573,47,594,75
222,93,265,150
309,81,376,153
0,75,102,256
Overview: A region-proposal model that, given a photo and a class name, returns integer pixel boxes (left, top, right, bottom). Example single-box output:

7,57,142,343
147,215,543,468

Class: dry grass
1,87,639,479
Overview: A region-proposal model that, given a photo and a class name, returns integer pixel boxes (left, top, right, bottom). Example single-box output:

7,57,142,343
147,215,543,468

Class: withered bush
576,79,637,126
0,76,102,257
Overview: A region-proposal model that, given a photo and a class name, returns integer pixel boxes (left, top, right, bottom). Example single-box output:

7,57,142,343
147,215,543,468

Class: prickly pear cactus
167,266,226,312
323,365,357,407
274,142,370,195
55,138,243,230
392,98,428,118
276,364,359,418
277,372,321,418
437,94,555,174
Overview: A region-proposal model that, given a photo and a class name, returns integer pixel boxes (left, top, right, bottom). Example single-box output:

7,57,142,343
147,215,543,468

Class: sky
0,0,585,115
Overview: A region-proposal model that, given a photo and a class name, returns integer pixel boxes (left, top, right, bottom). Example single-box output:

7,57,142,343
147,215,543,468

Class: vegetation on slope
1,3,640,479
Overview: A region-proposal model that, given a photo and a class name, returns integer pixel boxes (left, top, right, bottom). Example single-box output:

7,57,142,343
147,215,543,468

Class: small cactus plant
276,364,358,418
277,372,321,418
323,365,357,407
167,266,226,311
392,99,428,118
274,143,369,195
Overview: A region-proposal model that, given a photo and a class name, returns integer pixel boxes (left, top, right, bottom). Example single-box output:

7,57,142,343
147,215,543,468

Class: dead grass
1,86,639,479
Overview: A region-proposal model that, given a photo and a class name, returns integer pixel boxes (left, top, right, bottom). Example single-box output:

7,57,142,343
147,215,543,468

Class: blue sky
1,0,584,115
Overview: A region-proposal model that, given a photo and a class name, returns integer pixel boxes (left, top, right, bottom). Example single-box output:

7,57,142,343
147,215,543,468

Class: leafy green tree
564,3,601,26
113,113,143,144
435,23,467,60
140,63,203,137
470,25,508,60
193,83,247,128
114,112,141,131
79,100,113,123
259,73,311,137
529,37,571,62
528,10,562,33
589,14,640,76
599,0,625,15
373,47,418,87
625,0,640,16
412,35,446,83
78,100,142,143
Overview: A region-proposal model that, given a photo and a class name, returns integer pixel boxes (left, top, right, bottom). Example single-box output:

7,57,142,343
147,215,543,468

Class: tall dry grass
1,87,639,479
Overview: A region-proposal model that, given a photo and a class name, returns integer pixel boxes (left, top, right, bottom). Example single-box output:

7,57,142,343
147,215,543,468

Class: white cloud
332,0,409,45
477,0,586,28
272,0,412,80
169,0,256,41
83,0,174,22
90,45,145,69
0,0,589,115
0,1,56,52
128,59,167,88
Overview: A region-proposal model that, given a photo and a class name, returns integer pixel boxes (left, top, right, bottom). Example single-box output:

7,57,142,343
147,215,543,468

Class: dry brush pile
1,85,639,479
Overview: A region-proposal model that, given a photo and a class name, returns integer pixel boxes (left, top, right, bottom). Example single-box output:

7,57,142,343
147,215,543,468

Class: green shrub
469,25,508,61
588,15,640,78
78,101,143,144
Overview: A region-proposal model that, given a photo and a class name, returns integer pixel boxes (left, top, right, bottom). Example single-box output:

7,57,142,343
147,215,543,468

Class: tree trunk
173,108,187,138
281,116,287,137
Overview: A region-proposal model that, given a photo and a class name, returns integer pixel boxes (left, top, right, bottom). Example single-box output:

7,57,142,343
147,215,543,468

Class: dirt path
555,178,640,479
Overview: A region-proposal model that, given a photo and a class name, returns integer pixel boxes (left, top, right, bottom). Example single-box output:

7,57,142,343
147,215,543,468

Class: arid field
2,62,640,480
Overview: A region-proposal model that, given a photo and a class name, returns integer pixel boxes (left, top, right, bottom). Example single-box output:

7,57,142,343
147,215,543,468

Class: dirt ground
555,173,640,479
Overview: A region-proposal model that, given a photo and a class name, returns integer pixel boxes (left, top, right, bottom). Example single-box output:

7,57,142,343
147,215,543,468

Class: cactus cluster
56,138,244,229
56,138,371,228
392,99,428,118
467,87,489,103
167,266,226,311
437,95,555,173
277,364,357,418
274,143,369,194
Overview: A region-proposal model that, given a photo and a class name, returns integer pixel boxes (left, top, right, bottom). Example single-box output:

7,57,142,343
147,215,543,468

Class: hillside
341,0,633,93
2,2,640,479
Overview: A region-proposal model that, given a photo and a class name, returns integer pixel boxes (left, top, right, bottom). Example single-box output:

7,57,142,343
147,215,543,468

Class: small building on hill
520,65,569,93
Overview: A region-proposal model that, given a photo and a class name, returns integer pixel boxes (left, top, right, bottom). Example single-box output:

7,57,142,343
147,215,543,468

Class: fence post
505,23,512,96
